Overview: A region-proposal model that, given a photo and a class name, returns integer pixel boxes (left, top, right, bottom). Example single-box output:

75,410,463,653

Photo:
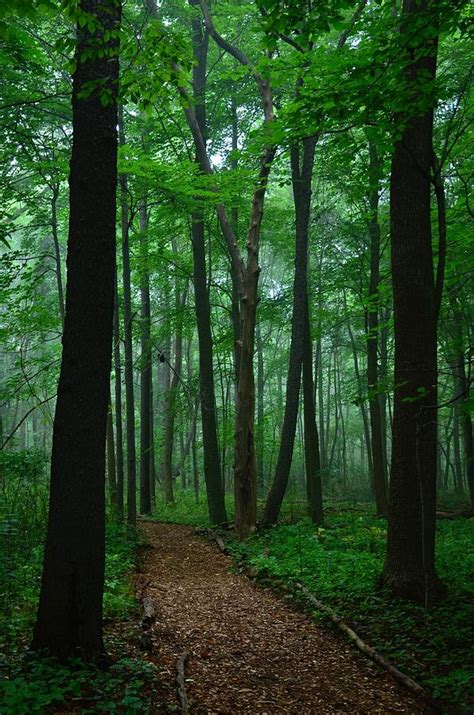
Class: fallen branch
295,582,429,700
194,527,228,554
207,528,228,554
176,651,189,714
139,595,155,653
141,596,155,630
436,509,473,519
137,516,162,524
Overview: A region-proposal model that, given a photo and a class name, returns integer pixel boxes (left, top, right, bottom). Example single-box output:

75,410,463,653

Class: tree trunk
163,277,187,503
452,340,473,505
51,183,65,329
107,403,117,510
119,106,137,526
256,320,265,494
113,277,124,518
366,141,388,516
347,322,373,481
383,0,443,604
32,0,120,660
303,297,323,524
188,3,227,523
139,199,152,515
262,137,315,526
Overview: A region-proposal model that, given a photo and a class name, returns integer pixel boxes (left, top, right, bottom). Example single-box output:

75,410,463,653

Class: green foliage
0,450,137,657
0,655,164,714
229,509,474,712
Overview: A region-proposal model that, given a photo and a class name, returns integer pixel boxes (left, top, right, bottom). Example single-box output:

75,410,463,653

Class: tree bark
256,320,265,494
51,183,65,329
107,402,117,510
366,141,388,516
119,106,137,526
188,1,227,523
263,137,316,525
113,277,124,518
163,275,187,503
303,297,323,524
32,0,120,660
383,0,443,604
139,199,152,515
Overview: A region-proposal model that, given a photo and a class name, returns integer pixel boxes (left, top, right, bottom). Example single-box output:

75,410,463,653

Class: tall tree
382,0,443,603
263,137,316,525
32,0,120,660
188,0,227,523
366,141,388,516
119,107,137,526
139,198,152,514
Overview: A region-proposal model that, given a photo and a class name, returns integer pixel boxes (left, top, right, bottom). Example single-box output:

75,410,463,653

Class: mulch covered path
137,522,430,714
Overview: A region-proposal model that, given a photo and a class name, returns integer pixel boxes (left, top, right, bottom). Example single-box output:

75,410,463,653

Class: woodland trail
137,522,430,714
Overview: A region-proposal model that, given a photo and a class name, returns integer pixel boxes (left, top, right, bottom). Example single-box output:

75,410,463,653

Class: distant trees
32,0,121,659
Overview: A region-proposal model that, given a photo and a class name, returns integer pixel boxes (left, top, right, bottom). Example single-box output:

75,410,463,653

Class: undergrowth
0,450,171,714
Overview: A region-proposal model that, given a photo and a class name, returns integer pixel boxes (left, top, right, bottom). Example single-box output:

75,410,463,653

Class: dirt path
137,522,429,714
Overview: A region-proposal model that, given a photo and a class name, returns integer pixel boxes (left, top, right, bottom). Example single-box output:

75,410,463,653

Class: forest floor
136,521,430,714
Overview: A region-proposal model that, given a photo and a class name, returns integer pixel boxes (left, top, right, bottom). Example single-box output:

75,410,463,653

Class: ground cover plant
0,451,172,714
228,507,474,713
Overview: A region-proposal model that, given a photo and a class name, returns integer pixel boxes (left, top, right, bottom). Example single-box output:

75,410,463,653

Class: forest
0,0,473,712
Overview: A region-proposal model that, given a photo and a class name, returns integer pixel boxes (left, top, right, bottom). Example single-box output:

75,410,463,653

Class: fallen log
295,582,429,700
176,651,189,714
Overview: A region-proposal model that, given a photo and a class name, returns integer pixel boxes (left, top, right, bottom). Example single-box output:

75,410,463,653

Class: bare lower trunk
367,141,388,516
139,199,152,515
119,107,137,526
383,0,443,604
32,0,120,660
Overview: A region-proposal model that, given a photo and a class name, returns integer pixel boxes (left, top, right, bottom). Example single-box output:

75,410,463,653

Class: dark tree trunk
256,320,265,494
51,184,65,329
163,277,187,503
263,137,316,526
383,0,443,604
316,337,326,470
107,403,117,510
188,1,227,523
379,304,390,475
189,224,225,515
118,106,137,526
113,277,124,518
139,199,152,515
367,141,388,516
303,297,323,524
32,0,120,661
452,338,474,504
149,374,156,505
347,322,373,480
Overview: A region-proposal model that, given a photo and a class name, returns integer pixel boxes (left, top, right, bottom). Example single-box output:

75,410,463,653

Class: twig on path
295,582,429,700
176,651,190,714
